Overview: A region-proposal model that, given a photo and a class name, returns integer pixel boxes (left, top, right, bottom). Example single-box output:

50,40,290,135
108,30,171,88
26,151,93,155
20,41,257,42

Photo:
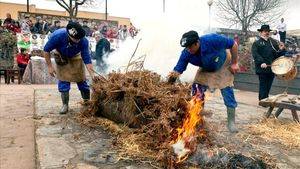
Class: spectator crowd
1,13,139,40
0,12,139,80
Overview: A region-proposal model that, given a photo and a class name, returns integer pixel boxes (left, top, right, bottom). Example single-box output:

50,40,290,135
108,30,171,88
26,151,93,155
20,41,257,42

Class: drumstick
267,64,280,67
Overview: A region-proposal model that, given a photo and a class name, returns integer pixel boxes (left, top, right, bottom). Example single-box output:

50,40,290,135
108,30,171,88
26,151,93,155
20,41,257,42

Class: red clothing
14,27,21,33
6,24,21,34
16,53,30,65
106,29,118,39
234,37,239,46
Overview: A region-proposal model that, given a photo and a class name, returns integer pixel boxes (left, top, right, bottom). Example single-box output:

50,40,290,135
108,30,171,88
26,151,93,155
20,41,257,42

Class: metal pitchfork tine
90,68,108,82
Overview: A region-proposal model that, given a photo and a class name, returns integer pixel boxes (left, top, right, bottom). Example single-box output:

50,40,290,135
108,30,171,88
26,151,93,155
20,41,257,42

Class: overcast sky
1,0,299,30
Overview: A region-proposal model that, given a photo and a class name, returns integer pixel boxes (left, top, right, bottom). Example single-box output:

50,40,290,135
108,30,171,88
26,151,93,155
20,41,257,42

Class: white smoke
106,0,210,82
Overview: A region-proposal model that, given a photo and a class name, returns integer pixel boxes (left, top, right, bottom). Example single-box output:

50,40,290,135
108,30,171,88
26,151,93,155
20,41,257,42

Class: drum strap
269,39,281,53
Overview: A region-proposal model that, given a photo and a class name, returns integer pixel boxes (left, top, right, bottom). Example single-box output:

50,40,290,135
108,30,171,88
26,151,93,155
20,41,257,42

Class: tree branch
216,0,287,32
56,0,70,13
76,0,87,5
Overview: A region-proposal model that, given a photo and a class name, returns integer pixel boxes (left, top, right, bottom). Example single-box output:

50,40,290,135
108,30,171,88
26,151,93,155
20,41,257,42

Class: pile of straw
76,70,192,167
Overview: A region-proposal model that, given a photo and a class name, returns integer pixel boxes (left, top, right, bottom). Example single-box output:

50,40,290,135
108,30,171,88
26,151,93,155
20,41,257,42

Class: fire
171,91,205,163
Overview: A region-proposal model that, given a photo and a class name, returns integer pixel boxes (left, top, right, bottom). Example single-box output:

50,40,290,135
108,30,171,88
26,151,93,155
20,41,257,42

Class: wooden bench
6,68,22,84
0,69,8,84
259,94,299,123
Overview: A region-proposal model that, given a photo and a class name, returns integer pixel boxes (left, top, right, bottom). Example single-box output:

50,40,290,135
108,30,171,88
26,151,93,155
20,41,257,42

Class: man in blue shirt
44,22,95,114
168,30,239,133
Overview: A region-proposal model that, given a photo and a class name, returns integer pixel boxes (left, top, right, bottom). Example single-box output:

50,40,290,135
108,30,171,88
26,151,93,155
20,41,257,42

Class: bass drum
271,56,297,81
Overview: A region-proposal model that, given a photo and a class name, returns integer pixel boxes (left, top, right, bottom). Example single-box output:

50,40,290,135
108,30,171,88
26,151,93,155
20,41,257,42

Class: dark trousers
258,73,275,100
279,31,286,43
18,64,27,77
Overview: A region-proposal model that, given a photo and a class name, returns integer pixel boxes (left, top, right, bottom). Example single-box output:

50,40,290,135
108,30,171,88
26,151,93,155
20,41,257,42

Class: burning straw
76,70,278,168
76,70,205,167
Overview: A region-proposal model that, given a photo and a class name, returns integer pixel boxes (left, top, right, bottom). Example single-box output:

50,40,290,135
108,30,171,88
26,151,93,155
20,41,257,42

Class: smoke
106,0,210,82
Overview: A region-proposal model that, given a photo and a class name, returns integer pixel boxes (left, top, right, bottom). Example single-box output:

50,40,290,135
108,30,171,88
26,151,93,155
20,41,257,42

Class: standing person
168,30,239,133
271,30,280,41
41,19,49,34
129,22,137,38
233,34,239,46
43,22,95,114
95,34,110,74
252,25,286,101
13,21,21,33
277,18,287,43
32,16,43,34
49,20,61,33
122,25,128,39
21,16,31,33
118,25,124,40
6,20,18,33
82,20,91,36
100,25,108,38
3,13,13,26
16,48,30,77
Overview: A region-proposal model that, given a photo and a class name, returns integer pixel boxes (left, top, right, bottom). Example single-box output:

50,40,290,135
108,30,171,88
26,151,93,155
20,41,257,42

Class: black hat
180,30,199,47
66,21,86,39
257,25,272,32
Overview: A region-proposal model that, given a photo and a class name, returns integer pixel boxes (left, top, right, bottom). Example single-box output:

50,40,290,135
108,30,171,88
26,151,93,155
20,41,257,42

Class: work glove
167,71,180,84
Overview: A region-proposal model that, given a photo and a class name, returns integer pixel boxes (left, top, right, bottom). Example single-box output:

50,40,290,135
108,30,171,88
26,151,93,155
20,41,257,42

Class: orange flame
171,91,204,163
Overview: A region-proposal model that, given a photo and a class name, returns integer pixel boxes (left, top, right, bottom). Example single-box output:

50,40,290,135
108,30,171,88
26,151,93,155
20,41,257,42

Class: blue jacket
44,28,91,64
174,33,234,73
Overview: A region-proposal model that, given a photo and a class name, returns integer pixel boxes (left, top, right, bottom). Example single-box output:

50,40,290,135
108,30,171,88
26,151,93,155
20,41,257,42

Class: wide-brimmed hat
257,25,272,32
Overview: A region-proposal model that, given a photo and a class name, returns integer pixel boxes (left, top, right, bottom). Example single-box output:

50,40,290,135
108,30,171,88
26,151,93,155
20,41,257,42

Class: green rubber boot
59,92,69,114
227,107,238,133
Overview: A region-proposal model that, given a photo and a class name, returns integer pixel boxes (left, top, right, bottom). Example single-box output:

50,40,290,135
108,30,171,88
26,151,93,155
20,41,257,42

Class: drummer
252,24,286,101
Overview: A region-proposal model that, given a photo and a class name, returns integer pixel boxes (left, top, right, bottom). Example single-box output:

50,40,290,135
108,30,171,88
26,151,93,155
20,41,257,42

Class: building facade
0,2,131,26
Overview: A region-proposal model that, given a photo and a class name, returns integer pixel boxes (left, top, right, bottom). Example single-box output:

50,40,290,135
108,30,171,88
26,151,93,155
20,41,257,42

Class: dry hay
245,118,300,148
76,70,193,167
75,70,278,168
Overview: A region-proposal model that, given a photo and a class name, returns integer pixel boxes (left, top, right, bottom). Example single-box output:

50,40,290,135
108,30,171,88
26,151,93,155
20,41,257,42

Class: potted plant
0,29,17,69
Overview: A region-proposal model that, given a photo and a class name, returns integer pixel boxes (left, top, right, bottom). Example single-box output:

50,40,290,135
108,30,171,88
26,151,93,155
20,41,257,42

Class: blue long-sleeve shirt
44,28,92,64
174,33,234,73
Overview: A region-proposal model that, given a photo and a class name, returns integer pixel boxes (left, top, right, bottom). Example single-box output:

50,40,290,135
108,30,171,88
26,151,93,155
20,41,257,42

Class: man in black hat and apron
252,25,285,101
44,21,95,114
168,30,239,133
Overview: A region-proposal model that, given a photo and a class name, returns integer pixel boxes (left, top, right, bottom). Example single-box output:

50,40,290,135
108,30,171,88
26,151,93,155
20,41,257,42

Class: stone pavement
0,84,56,169
34,88,153,169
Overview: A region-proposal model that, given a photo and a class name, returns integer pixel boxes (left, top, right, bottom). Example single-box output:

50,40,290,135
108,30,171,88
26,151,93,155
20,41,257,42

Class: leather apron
52,51,86,82
193,49,234,89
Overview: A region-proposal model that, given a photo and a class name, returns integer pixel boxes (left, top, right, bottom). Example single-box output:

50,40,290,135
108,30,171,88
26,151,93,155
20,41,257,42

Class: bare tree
215,0,287,40
55,0,96,18
81,0,100,7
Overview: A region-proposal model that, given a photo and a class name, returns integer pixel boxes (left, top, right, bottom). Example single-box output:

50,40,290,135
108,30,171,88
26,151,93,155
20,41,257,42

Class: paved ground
1,84,299,169
0,84,56,169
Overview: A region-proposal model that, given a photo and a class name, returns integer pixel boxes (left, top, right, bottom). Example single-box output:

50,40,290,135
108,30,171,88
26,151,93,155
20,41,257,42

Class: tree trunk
240,23,249,45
